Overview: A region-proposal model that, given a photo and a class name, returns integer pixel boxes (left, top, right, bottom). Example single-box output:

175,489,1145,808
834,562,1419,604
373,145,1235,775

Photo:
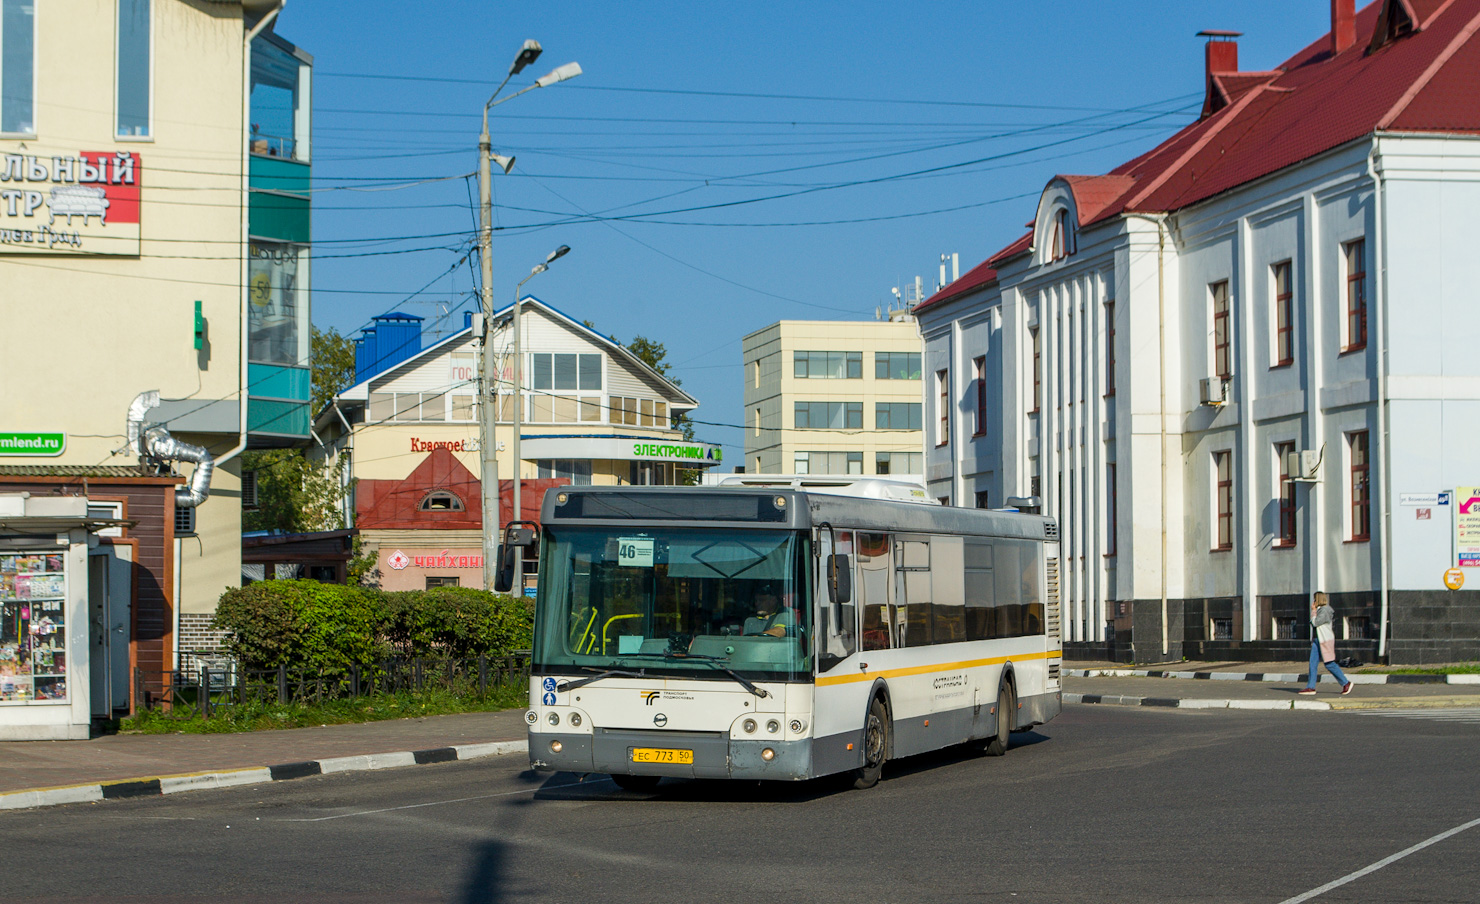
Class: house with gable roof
914,0,1480,665
313,296,723,591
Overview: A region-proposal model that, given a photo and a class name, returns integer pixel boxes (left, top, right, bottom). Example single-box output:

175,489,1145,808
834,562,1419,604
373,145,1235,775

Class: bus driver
751,584,797,638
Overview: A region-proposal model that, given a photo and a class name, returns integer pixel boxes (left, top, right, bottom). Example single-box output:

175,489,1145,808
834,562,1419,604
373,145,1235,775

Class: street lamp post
476,42,581,591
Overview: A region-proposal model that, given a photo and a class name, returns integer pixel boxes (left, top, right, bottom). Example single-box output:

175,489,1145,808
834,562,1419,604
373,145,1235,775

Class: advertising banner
0,151,141,256
1456,486,1480,569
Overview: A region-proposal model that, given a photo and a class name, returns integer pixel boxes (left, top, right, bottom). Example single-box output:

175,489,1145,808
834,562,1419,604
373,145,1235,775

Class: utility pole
472,41,580,591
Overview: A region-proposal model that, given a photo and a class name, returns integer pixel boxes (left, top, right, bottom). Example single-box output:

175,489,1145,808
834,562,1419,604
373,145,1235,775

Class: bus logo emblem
642,691,660,705
653,713,668,727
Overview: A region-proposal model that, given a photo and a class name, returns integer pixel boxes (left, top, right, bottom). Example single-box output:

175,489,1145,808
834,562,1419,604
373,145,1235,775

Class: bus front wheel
852,697,889,789
983,684,1014,757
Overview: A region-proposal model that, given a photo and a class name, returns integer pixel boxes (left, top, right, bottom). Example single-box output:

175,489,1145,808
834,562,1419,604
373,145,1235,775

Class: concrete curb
1066,668,1480,685
0,739,528,812
1066,692,1332,712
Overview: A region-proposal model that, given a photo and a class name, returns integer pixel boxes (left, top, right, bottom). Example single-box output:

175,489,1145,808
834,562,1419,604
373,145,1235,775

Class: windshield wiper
556,667,647,693
576,652,771,698
631,651,770,698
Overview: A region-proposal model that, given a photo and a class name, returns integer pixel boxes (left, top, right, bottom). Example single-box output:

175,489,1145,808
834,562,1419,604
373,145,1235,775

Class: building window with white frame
1030,327,1041,413
1272,261,1294,368
116,0,151,138
876,402,921,431
795,451,862,475
935,369,949,447
1105,461,1117,557
972,356,986,436
1343,239,1367,353
875,352,921,380
1213,450,1233,551
875,451,922,475
795,401,862,430
1274,441,1297,548
0,0,35,135
1104,301,1116,397
1050,208,1070,261
1348,430,1370,541
1211,280,1231,381
794,350,861,379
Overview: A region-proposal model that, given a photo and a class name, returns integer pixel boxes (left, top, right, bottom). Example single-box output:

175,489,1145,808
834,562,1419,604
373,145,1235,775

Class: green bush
212,581,531,672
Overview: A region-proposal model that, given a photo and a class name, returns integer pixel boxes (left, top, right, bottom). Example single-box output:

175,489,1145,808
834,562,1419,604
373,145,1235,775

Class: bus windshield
534,526,811,682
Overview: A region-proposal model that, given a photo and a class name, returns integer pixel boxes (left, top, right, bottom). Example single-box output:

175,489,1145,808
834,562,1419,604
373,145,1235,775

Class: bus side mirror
493,527,537,594
493,545,517,593
827,554,852,604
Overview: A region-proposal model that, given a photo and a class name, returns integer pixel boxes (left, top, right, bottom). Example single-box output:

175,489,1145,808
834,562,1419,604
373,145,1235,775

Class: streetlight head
547,245,571,264
535,62,582,88
491,153,515,175
509,40,543,76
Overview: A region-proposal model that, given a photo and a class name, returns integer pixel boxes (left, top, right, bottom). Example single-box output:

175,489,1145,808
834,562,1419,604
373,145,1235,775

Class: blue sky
284,1,1334,463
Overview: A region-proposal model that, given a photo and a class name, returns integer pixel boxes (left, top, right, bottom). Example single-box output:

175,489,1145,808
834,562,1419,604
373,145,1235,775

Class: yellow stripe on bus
816,649,1057,687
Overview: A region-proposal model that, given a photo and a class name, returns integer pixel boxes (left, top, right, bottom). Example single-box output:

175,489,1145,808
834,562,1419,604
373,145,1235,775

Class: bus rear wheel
610,773,661,792
982,684,1014,757
852,697,889,789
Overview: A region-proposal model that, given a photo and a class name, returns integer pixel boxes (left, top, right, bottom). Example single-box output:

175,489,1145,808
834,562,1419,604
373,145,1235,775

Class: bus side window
857,532,892,652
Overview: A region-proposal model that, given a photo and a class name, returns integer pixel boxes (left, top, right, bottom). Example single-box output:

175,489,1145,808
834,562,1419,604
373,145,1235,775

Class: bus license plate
631,747,693,765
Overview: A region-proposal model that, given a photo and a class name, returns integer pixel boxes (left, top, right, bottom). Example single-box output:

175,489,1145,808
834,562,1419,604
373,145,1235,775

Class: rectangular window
1344,239,1367,352
1104,301,1116,396
875,352,922,380
1,0,35,135
753,407,761,437
875,402,921,431
1212,280,1231,380
531,353,600,391
1349,430,1370,541
794,350,862,379
875,451,922,475
936,369,949,446
425,576,460,589
579,398,602,422
249,34,311,161
1272,261,1294,367
247,242,309,366
1030,327,1041,413
1275,441,1297,547
795,451,863,475
1106,462,1117,556
1214,450,1233,551
795,401,862,430
975,490,990,509
116,0,151,138
972,356,987,436
537,459,592,486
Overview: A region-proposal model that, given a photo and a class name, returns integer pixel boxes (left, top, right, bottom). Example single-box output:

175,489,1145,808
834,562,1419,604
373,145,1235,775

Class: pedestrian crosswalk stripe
1354,708,1480,723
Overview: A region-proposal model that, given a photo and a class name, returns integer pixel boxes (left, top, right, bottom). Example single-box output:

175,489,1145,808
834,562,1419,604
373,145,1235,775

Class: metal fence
133,652,531,719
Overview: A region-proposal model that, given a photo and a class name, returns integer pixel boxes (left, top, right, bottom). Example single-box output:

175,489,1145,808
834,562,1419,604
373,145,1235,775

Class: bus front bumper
529,729,812,782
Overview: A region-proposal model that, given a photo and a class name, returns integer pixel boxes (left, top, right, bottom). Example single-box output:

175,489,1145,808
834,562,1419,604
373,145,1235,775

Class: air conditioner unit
1198,377,1228,406
1288,447,1323,482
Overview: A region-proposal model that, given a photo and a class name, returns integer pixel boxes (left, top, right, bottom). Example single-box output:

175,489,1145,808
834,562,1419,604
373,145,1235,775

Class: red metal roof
917,0,1480,313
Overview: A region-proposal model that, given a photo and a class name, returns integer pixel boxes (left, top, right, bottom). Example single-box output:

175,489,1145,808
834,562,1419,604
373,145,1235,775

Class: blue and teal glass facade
246,31,312,443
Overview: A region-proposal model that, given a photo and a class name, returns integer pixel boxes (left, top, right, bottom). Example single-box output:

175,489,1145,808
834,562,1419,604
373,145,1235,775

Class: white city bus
516,482,1061,790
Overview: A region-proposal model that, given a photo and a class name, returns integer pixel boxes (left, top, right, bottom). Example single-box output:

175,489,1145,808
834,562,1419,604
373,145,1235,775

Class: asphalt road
6,706,1479,904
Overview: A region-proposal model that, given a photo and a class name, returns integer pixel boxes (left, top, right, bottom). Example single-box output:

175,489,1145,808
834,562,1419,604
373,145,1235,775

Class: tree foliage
627,335,696,443
311,325,357,414
242,449,349,534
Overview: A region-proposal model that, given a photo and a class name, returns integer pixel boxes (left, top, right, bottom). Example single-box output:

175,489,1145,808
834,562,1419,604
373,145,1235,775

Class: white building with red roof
913,0,1480,665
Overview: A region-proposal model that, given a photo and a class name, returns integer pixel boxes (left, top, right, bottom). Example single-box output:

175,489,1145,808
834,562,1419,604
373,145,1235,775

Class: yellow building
742,317,924,478
0,0,311,726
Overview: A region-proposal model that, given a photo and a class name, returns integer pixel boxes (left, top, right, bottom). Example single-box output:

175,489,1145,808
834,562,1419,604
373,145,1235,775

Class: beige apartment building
0,0,311,731
743,318,925,478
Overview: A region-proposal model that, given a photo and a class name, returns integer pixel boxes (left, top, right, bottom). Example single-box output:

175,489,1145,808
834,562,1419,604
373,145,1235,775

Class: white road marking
1355,707,1480,723
1276,815,1480,903
282,776,612,822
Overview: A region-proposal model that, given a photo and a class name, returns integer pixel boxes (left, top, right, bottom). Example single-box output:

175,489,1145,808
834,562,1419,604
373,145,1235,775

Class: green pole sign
0,433,66,457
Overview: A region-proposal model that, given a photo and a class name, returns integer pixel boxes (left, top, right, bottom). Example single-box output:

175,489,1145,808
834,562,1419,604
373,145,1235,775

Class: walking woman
1299,592,1353,696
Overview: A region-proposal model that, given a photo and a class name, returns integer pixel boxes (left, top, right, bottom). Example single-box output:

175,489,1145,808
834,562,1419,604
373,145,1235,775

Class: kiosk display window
0,553,68,704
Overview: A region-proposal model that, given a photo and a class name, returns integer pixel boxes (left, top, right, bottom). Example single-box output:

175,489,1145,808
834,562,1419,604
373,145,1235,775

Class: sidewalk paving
0,708,530,809
4,662,1479,811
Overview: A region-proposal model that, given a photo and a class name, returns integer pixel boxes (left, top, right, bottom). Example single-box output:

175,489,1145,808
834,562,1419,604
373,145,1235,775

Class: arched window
1050,208,1071,261
418,490,465,512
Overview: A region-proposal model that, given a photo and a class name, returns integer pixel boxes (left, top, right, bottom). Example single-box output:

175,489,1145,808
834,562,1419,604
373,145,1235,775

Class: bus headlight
742,718,757,734
568,712,583,728
766,720,780,734
789,719,806,734
547,712,560,726
525,710,538,724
